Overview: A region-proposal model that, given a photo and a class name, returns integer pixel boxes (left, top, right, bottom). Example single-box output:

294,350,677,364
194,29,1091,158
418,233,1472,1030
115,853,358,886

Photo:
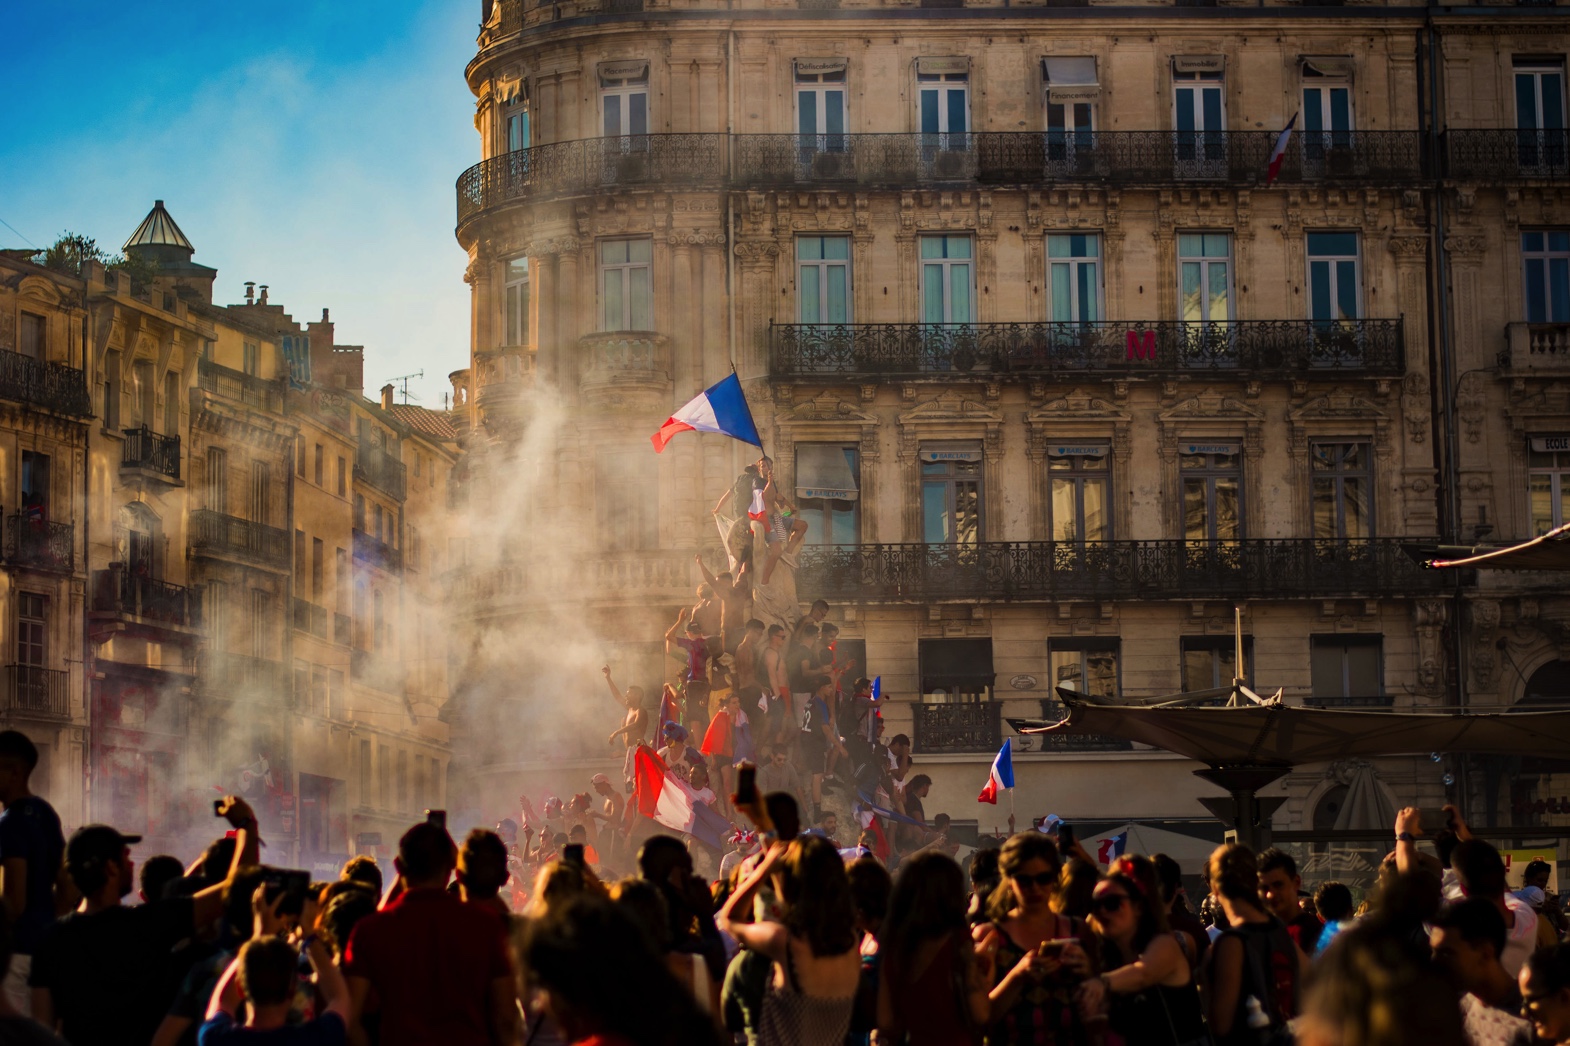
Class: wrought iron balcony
293,598,328,639
0,350,92,417
915,701,1001,754
1503,322,1570,375
772,319,1403,382
354,442,406,501
456,131,1426,225
797,539,1446,603
1447,129,1570,181
189,510,291,570
353,529,402,573
93,568,200,628
3,665,67,718
5,515,73,572
121,426,181,479
196,358,283,413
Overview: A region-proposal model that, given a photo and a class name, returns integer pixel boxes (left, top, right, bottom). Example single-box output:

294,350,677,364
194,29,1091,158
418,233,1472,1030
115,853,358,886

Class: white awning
1043,57,1097,84
796,445,859,501
795,57,848,76
916,56,970,76
1173,55,1225,74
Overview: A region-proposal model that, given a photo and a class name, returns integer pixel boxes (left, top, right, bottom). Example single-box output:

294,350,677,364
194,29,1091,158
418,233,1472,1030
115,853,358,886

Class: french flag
633,744,732,850
977,738,1015,805
651,373,764,453
1098,832,1128,865
1266,113,1297,187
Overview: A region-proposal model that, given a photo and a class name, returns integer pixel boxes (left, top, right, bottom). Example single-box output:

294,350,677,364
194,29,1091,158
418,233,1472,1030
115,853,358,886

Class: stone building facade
440,0,1563,851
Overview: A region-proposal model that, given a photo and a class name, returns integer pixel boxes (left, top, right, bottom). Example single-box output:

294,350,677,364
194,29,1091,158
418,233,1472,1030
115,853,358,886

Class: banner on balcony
1172,55,1225,74
795,444,859,501
1532,436,1570,453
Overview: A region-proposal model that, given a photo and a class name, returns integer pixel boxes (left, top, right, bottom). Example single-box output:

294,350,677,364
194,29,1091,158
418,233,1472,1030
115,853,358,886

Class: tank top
1206,917,1299,1046
890,932,981,1046
987,916,1098,1046
757,936,856,1046
1108,978,1208,1046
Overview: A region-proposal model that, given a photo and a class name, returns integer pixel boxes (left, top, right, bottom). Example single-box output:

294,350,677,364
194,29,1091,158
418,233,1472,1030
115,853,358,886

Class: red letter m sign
1126,329,1156,361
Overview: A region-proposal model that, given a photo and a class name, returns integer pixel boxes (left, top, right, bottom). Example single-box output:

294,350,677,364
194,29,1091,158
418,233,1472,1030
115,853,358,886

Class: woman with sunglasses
973,833,1099,1046
1072,855,1207,1046
1203,843,1305,1046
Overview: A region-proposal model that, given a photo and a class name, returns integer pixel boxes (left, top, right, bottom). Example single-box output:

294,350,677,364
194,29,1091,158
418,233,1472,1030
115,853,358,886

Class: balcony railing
3,665,67,718
915,701,1001,754
93,568,200,628
189,510,291,570
5,515,73,572
121,426,181,479
1503,322,1570,374
457,131,1427,225
354,443,406,501
772,319,1403,381
1447,129,1570,181
353,529,403,573
798,539,1446,603
0,350,92,417
196,358,283,413
198,651,290,703
293,598,328,639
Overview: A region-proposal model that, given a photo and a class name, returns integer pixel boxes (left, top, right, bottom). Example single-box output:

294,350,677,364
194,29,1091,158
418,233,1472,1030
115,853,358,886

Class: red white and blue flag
1098,832,1128,865
651,373,764,453
977,738,1015,805
633,744,732,850
1266,113,1298,186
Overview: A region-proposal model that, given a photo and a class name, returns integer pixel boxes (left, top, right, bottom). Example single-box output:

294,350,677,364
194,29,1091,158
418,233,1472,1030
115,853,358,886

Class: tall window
295,530,306,582
250,461,269,525
358,740,372,803
243,342,259,377
1523,231,1570,323
920,236,973,324
396,750,408,810
314,445,324,486
164,372,179,435
1307,232,1360,323
378,745,391,808
1047,443,1110,543
373,590,385,650
505,99,530,152
921,445,982,545
20,451,49,519
599,239,652,331
1311,441,1371,540
917,65,969,143
504,257,530,346
798,237,850,325
796,63,847,151
311,538,324,598
103,350,121,429
1044,57,1098,146
18,314,43,360
1049,639,1120,699
1173,67,1225,172
918,638,993,703
1182,636,1252,692
1302,64,1353,158
337,456,347,496
336,547,349,615
1179,233,1233,324
1047,234,1102,324
208,582,228,651
601,66,649,138
1529,436,1570,534
1311,635,1382,700
414,755,427,812
596,452,658,550
1180,442,1242,543
16,593,46,668
1516,60,1566,169
795,445,860,545
207,448,227,513
251,589,273,660
131,361,154,429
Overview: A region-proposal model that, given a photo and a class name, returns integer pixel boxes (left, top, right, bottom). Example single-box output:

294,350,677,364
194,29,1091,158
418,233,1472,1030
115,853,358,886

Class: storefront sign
1183,442,1239,456
1049,445,1106,458
795,57,848,75
1532,436,1570,453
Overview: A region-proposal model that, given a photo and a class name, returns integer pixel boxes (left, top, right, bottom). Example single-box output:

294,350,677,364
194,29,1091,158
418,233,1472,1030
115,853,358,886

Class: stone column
733,242,780,380
669,236,696,395
555,244,581,400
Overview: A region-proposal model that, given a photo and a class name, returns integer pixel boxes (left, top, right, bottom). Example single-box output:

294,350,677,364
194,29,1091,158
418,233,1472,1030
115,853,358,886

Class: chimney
258,284,269,305
244,282,255,304
381,384,395,410
322,308,329,322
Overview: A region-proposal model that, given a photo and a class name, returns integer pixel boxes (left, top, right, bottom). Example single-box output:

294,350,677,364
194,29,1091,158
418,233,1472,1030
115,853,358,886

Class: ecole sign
1532,436,1570,453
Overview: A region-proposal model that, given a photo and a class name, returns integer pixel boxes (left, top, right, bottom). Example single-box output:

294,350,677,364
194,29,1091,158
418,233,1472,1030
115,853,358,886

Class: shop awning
1405,522,1570,571
795,445,859,501
1042,57,1099,103
1011,690,1570,766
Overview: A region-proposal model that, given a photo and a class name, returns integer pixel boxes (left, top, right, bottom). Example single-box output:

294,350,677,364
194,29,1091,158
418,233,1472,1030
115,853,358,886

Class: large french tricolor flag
651,373,763,453
633,744,732,850
1266,113,1298,187
977,738,1015,805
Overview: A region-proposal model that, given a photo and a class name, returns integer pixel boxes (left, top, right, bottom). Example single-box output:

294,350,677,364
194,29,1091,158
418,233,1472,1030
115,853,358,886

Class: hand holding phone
734,763,758,807
425,809,447,830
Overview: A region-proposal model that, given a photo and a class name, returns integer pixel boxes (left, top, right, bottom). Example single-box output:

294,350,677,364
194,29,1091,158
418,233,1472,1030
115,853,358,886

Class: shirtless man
756,456,808,585
760,624,790,748
733,619,766,699
603,665,649,789
691,583,723,641
696,554,750,654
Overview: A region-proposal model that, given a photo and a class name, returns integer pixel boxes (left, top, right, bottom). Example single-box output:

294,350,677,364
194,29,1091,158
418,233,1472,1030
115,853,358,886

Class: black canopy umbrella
1404,521,1570,572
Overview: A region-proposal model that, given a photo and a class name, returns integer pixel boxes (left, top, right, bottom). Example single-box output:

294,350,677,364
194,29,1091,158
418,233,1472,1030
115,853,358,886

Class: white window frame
1046,233,1103,324
1177,232,1235,324
505,104,530,153
601,74,649,139
503,257,530,346
1523,231,1570,324
797,236,852,325
1305,232,1361,323
1517,62,1567,132
917,71,969,136
598,238,652,332
1173,70,1225,133
920,235,974,324
795,68,848,143
1529,437,1570,535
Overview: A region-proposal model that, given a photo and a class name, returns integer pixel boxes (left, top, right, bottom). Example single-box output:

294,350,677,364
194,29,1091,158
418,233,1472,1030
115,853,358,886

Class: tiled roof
387,403,457,441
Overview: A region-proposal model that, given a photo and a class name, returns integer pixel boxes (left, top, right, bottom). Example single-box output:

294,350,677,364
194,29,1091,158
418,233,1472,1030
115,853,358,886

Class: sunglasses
1090,894,1130,915
1012,871,1056,888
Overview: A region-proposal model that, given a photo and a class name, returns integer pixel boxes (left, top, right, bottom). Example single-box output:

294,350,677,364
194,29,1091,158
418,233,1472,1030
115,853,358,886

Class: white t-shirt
1460,993,1533,1046
1501,894,1539,979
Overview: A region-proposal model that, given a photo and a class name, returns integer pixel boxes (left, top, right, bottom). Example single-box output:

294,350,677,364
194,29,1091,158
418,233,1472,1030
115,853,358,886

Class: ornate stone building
447,0,1568,858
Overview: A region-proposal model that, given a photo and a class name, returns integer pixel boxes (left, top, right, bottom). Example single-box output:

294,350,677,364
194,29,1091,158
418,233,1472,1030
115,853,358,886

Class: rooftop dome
123,200,194,257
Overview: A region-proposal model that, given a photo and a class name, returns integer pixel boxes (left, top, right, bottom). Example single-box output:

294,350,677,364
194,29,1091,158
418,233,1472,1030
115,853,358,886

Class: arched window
1522,660,1570,709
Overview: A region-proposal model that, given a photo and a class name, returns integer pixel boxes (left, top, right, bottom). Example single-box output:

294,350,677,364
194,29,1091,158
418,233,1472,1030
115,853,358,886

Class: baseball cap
66,825,142,874
590,773,611,786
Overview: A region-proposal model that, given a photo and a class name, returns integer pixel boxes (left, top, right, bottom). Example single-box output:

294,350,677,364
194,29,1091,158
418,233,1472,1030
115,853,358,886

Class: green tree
40,232,104,277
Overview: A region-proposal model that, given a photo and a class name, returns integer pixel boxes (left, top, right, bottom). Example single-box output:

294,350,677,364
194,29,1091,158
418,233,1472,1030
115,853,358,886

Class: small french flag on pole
1266,113,1298,187
977,738,1015,805
651,373,764,453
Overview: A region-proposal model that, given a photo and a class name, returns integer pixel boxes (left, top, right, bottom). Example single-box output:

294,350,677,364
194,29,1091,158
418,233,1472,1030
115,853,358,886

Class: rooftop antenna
384,370,424,405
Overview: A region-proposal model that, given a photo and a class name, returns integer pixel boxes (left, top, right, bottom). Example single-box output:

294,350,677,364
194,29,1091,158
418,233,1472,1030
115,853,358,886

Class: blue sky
4,1,479,408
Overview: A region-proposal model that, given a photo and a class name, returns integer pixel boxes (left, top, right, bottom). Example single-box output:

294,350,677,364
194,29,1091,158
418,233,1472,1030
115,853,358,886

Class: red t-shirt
343,888,512,1046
